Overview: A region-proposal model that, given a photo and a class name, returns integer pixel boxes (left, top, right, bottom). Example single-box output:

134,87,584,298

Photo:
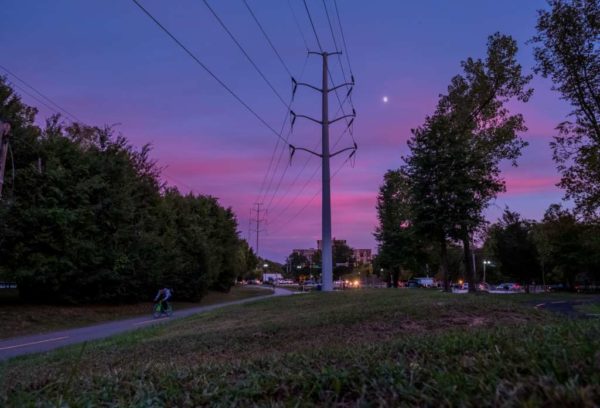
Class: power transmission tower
250,202,267,259
0,120,11,199
289,51,356,292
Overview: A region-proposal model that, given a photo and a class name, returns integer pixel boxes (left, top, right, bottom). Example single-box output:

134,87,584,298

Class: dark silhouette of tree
404,33,532,293
486,209,541,291
531,0,600,219
374,170,427,288
0,78,250,303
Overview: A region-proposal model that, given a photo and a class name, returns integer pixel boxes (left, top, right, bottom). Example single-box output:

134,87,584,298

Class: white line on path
0,336,69,351
133,318,169,326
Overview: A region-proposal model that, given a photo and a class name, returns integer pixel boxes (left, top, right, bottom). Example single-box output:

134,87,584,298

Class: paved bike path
0,287,294,362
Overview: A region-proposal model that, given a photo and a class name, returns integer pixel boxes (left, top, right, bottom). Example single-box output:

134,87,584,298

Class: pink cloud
504,176,560,194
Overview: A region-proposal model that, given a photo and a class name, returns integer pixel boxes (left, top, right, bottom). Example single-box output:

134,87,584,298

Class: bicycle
152,300,173,318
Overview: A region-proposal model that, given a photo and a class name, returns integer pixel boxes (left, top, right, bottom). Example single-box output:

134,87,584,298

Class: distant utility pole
289,51,357,292
250,202,267,258
0,120,11,200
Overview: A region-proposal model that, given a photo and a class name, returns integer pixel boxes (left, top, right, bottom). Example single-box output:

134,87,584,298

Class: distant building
263,273,283,283
292,248,317,262
317,238,347,251
293,239,372,265
353,248,373,265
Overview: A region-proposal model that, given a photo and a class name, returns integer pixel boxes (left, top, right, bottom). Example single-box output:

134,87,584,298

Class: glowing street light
483,260,492,283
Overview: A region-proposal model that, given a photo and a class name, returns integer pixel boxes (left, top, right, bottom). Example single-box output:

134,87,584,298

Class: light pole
262,263,268,283
483,260,491,283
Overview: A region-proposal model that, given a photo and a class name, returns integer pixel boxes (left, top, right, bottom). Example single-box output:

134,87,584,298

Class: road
534,296,600,317
0,287,294,362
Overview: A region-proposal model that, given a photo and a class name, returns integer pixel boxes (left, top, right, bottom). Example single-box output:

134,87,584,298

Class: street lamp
483,260,492,283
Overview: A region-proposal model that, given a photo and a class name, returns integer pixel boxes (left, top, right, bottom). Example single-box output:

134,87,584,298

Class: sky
0,0,572,262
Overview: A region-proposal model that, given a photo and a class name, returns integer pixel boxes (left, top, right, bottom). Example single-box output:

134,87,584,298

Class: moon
382,96,389,103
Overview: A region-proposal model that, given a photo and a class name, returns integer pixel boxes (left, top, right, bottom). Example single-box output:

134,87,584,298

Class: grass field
576,302,600,315
0,286,272,339
1,290,599,406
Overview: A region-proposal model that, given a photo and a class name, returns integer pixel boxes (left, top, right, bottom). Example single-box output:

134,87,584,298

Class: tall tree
406,33,532,293
532,0,600,219
375,169,428,287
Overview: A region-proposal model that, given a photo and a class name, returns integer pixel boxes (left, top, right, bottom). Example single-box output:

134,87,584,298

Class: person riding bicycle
154,287,172,312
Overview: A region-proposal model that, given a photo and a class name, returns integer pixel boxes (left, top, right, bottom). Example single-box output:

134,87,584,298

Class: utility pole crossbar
288,51,357,292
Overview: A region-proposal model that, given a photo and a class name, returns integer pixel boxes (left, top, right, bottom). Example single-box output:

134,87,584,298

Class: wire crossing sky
0,0,570,261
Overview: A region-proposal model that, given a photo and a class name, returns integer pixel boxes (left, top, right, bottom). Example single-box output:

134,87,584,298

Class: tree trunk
462,231,476,293
392,266,400,288
440,238,450,292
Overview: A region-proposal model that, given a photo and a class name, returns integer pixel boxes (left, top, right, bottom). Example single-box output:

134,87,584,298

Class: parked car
277,279,295,285
495,282,521,291
407,279,421,288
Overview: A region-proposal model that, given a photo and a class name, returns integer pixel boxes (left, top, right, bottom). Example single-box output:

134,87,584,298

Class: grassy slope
1,290,599,407
0,286,272,339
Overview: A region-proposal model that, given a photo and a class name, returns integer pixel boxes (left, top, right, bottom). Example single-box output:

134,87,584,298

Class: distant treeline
0,78,257,303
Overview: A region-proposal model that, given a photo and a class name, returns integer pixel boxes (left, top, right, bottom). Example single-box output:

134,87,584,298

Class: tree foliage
486,209,541,289
532,0,600,218
0,78,251,303
400,33,532,292
374,170,428,287
483,205,600,289
532,204,600,288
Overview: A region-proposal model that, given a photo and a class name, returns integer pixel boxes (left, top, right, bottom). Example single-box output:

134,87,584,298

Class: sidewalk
0,287,293,362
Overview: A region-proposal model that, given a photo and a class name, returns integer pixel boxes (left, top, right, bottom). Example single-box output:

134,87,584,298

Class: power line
264,109,350,217
322,0,354,110
287,0,310,52
5,80,64,119
268,154,352,235
302,0,354,141
256,58,305,205
303,0,324,51
203,0,288,108
131,0,288,144
322,0,348,87
242,0,293,78
254,36,310,206
266,125,349,227
333,0,354,77
0,65,82,123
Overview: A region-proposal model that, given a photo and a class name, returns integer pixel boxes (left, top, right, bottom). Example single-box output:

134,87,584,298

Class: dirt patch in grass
0,286,271,339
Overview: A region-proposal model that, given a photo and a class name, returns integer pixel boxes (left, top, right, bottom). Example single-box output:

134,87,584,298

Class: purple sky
1,1,571,262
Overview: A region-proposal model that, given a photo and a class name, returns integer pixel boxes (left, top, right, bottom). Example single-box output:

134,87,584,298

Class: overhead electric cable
6,80,67,121
203,0,289,108
257,55,308,204
268,154,352,235
131,0,288,144
302,0,324,51
0,64,82,123
302,0,354,140
288,0,310,52
267,125,350,227
333,0,354,76
322,0,355,112
242,0,293,78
